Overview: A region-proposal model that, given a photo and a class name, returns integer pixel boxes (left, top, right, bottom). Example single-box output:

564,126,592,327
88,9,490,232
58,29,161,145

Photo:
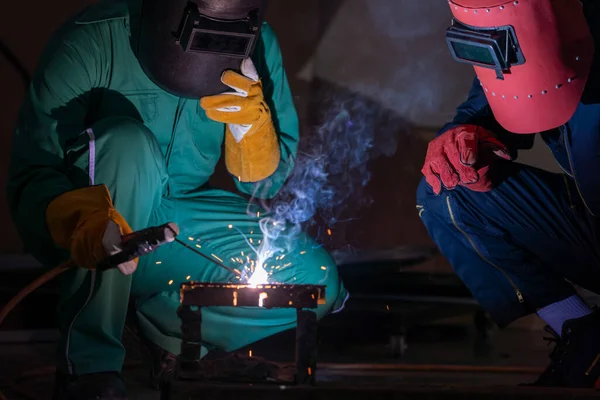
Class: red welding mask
446,0,595,134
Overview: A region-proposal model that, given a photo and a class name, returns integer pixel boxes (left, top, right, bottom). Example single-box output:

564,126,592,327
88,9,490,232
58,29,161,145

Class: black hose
0,38,31,88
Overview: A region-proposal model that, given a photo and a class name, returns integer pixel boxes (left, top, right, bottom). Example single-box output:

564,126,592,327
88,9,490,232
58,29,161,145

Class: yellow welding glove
200,58,281,183
46,185,138,274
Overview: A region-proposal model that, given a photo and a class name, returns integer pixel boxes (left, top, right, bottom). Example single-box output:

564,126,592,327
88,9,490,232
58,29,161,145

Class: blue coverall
417,76,600,328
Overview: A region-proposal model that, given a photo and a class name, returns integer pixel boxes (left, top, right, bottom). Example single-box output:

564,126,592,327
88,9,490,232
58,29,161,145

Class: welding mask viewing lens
137,0,267,99
177,4,259,58
445,19,525,80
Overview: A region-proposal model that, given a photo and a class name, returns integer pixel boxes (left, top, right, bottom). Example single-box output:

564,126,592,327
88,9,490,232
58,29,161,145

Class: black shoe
528,311,600,388
52,371,128,400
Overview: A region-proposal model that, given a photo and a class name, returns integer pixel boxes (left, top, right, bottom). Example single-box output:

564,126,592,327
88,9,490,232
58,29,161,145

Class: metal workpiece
164,283,326,398
179,282,326,309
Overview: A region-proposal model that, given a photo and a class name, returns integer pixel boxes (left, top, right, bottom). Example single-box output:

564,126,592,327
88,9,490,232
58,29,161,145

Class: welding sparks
321,266,327,270
327,229,332,236
233,291,238,306
228,224,233,229
256,211,260,218
195,244,201,249
188,236,194,241
156,261,162,264
168,280,173,285
249,350,253,357
212,254,224,263
186,275,191,280
300,250,306,255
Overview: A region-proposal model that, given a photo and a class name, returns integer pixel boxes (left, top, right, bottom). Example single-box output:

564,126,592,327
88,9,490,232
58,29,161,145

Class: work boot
528,311,600,388
52,371,128,400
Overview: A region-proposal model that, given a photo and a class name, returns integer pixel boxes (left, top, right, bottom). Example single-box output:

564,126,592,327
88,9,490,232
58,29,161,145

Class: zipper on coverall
164,98,186,197
563,126,595,216
445,196,525,304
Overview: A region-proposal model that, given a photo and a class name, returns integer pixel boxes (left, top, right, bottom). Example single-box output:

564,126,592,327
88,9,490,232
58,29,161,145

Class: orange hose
0,260,75,400
0,261,74,327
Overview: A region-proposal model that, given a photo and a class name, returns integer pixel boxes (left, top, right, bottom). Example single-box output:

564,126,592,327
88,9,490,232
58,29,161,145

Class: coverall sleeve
7,28,95,266
234,24,300,199
438,77,534,156
559,101,600,216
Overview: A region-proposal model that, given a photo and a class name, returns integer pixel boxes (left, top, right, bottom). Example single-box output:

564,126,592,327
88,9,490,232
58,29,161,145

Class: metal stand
160,283,325,399
295,309,318,385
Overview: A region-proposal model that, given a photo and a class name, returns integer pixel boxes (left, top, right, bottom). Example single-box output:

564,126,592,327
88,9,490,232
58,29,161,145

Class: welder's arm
201,24,298,199
559,101,600,216
7,38,91,267
438,77,534,156
235,24,298,199
7,33,134,272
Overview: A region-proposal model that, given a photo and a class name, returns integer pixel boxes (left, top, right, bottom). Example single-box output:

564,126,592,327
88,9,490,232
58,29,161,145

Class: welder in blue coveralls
417,0,600,388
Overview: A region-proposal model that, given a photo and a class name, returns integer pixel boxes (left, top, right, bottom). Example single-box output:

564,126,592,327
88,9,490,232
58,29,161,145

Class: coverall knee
57,116,348,375
416,161,600,327
56,116,167,375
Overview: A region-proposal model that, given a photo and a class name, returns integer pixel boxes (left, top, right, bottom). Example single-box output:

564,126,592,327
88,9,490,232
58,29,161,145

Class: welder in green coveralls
7,0,348,398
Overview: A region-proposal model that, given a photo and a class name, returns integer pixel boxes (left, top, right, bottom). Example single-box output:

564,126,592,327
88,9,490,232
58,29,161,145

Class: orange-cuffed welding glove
45,185,138,275
200,58,281,183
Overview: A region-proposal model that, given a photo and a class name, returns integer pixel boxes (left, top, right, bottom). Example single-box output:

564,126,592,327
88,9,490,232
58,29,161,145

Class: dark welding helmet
137,0,268,99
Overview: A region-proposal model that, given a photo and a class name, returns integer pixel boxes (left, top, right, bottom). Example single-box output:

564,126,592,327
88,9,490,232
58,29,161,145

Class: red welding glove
421,125,513,195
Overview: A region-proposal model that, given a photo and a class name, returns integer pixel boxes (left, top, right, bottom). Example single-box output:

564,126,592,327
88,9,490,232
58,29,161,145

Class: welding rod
174,238,242,277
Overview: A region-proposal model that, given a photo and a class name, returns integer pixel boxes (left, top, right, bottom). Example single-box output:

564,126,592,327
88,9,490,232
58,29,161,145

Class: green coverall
7,0,347,376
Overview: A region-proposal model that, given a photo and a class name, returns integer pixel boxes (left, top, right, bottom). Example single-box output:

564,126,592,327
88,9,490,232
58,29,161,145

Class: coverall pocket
120,90,159,124
188,106,225,171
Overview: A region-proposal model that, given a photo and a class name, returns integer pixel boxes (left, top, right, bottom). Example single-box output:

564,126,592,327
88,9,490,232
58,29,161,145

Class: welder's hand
46,185,138,275
102,220,138,276
421,125,512,194
200,58,280,183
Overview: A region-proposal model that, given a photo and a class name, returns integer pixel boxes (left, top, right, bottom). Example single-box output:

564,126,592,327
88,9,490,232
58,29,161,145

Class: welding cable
0,262,66,400
0,261,73,328
0,262,74,400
